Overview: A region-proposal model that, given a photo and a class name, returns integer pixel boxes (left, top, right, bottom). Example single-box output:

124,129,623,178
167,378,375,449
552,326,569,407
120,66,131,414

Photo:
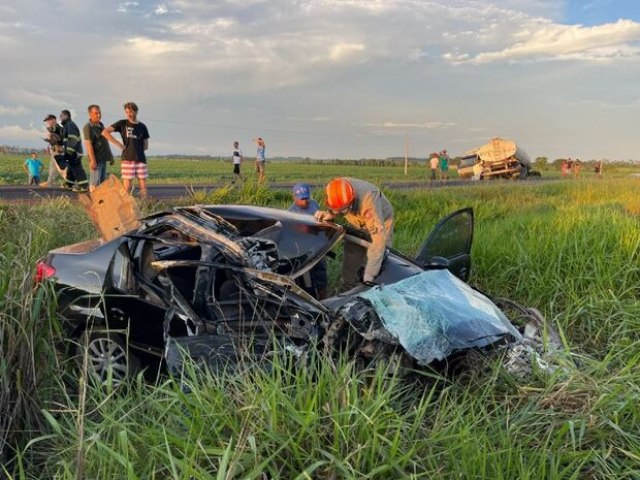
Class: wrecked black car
37,203,556,383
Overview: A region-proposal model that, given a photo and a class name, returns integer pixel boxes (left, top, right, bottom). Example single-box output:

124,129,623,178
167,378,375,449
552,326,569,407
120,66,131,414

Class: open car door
415,208,473,282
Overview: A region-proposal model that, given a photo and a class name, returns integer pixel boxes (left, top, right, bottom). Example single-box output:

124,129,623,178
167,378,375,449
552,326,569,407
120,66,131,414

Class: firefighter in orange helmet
315,177,394,289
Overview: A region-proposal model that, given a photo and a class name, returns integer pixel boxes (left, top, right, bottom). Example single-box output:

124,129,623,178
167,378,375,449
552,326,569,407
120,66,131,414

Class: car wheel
77,330,140,386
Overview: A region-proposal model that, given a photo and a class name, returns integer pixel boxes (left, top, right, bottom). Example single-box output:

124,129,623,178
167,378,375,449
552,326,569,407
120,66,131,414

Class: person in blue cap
288,183,320,214
288,183,328,298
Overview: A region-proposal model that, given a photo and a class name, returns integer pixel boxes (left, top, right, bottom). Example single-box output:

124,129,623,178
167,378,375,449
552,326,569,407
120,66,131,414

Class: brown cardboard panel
79,174,141,241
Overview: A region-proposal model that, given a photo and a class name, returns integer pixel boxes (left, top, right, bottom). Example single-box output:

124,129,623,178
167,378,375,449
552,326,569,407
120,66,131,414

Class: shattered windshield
355,270,521,364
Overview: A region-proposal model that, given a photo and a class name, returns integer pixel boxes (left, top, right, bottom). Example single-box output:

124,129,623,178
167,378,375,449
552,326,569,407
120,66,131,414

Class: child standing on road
23,152,44,186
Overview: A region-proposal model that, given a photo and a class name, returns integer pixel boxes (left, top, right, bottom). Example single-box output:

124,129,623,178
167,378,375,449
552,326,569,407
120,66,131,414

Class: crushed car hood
342,270,522,365
195,205,345,278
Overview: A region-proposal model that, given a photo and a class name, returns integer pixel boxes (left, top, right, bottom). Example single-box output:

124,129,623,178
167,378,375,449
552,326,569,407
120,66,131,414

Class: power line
146,117,406,139
96,111,418,140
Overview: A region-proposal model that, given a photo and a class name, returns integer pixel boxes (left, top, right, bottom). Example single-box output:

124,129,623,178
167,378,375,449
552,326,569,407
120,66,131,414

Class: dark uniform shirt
61,119,83,157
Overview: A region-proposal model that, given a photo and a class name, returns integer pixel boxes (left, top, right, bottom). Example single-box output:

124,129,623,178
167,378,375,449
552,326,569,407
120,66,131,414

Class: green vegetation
2,177,640,478
1,153,442,185
4,153,639,186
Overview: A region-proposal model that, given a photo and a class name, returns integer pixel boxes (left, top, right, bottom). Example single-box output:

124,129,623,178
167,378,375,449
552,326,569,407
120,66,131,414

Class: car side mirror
422,256,450,270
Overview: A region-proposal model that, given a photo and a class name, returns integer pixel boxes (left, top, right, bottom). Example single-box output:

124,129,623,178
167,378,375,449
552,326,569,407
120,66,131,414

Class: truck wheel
77,329,140,386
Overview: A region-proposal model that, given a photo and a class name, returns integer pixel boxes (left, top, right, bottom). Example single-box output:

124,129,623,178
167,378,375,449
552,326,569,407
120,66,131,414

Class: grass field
1,153,447,185
1,169,640,478
4,153,638,187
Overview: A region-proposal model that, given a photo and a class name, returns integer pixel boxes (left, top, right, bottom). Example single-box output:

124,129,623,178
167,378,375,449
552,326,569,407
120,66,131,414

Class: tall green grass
2,178,640,478
0,198,93,470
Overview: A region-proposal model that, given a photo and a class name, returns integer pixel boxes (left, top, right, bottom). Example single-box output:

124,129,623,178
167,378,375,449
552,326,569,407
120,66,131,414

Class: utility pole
404,134,409,175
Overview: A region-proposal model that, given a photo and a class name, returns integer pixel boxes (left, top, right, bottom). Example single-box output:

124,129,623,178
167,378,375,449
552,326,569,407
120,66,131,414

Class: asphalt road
0,178,543,203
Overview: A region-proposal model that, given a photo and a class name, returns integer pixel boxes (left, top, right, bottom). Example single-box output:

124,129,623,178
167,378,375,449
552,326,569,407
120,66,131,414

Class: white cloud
0,105,30,115
0,5,17,16
95,0,572,98
8,90,66,109
0,125,43,143
117,2,139,13
449,19,640,64
155,4,168,15
2,0,640,159
285,115,332,122
125,36,194,55
308,0,394,14
329,43,366,62
362,121,456,129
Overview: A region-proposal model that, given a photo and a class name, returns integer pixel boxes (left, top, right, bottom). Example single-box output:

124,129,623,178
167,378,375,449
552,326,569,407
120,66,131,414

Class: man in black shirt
102,101,150,197
83,104,114,192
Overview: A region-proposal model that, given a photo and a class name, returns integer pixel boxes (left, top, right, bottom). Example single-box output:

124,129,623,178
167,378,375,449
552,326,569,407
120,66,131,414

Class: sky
1,0,639,160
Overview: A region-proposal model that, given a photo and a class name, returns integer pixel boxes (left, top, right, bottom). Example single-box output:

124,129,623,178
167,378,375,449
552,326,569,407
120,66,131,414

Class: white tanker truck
458,138,538,180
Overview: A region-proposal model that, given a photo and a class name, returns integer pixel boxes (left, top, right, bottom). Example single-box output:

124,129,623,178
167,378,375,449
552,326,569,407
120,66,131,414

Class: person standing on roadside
60,109,89,192
23,152,44,186
41,114,64,187
253,137,266,183
103,102,150,198
231,141,244,184
83,104,114,192
594,160,603,178
573,159,581,179
438,149,450,181
429,152,439,182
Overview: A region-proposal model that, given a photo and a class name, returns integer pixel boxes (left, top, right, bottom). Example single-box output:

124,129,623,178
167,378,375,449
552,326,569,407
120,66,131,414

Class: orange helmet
325,178,355,211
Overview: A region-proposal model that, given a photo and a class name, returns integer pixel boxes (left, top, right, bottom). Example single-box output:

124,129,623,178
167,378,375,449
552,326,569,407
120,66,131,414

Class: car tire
77,329,140,385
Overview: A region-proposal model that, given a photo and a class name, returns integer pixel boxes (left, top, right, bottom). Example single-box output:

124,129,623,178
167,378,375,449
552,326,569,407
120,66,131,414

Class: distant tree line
300,158,426,166
0,145,46,155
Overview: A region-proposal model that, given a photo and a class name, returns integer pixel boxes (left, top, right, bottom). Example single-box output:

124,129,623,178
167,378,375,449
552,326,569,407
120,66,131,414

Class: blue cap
292,183,311,200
